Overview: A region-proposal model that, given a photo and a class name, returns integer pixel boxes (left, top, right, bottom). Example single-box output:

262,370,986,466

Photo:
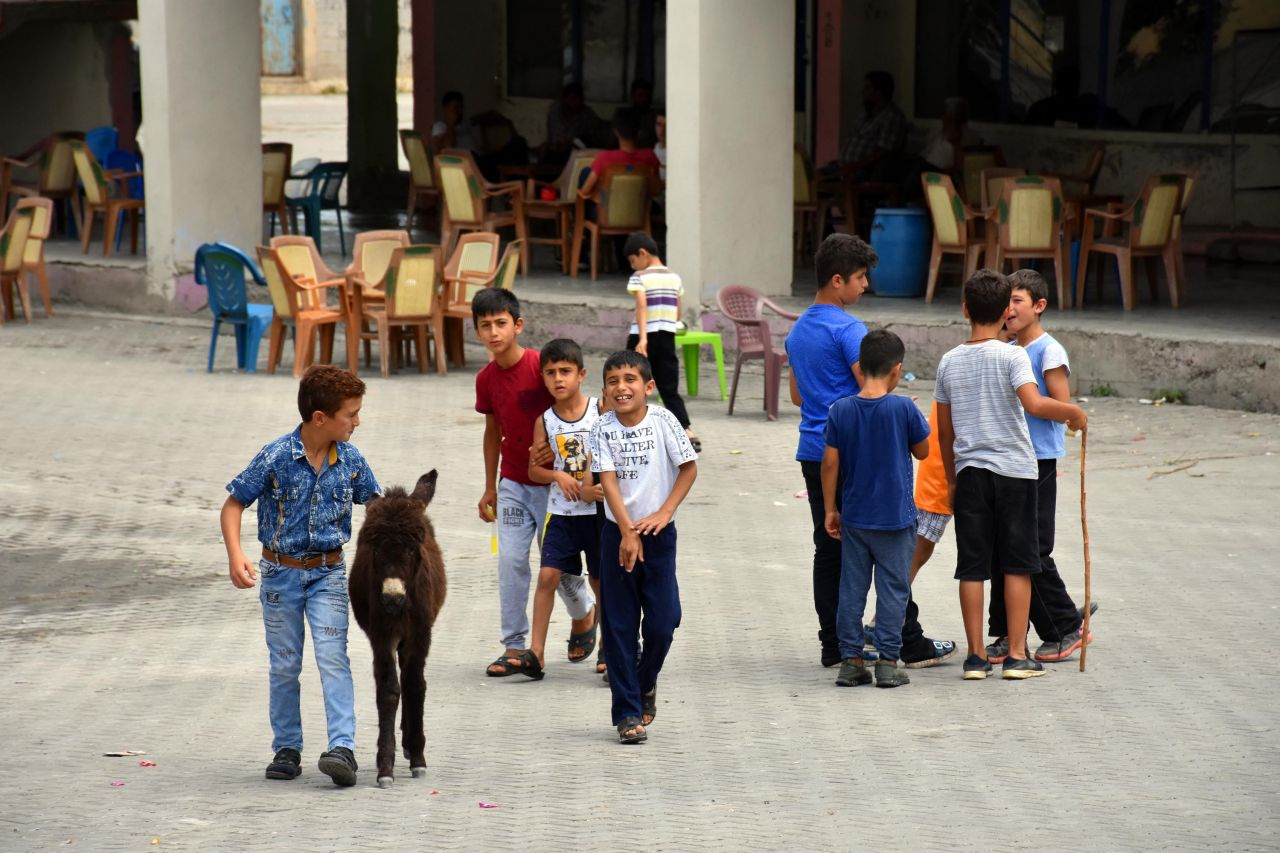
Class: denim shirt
227,427,380,557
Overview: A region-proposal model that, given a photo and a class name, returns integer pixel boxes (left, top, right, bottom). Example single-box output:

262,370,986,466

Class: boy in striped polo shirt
623,232,701,452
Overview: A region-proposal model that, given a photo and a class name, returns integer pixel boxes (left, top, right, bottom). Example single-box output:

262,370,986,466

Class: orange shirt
915,401,951,515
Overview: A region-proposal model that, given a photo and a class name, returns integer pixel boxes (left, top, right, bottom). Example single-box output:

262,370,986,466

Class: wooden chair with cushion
434,149,527,269
991,176,1071,309
1169,169,1196,293
258,245,347,377
262,142,293,237
523,149,600,273
920,171,987,303
571,162,656,280
1076,173,1185,311
979,167,1027,211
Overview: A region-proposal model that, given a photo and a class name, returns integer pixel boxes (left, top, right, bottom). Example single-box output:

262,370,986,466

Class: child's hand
824,510,841,540
1066,406,1088,433
636,338,649,357
581,483,605,503
633,509,672,537
555,471,582,502
229,552,257,589
529,440,554,468
619,530,644,572
478,489,498,523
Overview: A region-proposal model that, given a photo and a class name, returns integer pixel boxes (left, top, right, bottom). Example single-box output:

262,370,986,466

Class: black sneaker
318,746,358,787
1002,657,1047,680
962,654,993,680
835,657,872,687
874,659,910,688
265,748,301,780
902,638,958,669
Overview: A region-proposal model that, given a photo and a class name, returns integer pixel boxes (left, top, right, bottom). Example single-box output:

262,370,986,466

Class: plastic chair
979,167,1026,211
920,171,987,303
991,176,1070,309
105,150,145,253
284,157,320,199
1169,169,1196,295
1,197,55,321
286,161,348,255
354,244,448,377
3,131,83,235
194,242,274,372
794,146,830,257
68,139,142,257
571,162,655,280
434,149,527,268
0,203,36,325
345,229,410,372
84,127,118,167
956,144,1004,204
1076,173,1185,311
440,232,501,366
262,142,293,237
258,245,347,377
716,284,798,421
523,149,601,273
400,130,439,234
673,328,728,400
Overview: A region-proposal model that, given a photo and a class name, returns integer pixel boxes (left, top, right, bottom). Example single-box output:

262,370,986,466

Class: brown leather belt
263,548,343,569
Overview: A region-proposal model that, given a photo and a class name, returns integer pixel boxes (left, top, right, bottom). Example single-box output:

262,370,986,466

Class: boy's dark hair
612,107,642,142
962,268,1013,325
623,231,659,259
815,233,878,287
866,70,895,100
858,329,906,378
298,364,365,421
471,287,521,327
603,349,653,383
540,338,584,370
631,78,653,96
442,90,463,108
1008,268,1049,305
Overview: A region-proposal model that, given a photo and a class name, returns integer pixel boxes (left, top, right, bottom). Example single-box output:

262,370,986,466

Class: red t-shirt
475,347,554,486
590,148,661,175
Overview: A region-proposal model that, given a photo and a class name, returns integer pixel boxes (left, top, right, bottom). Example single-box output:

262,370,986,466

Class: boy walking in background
472,289,597,680
221,365,380,786
527,338,606,676
623,232,701,451
986,269,1096,663
821,331,931,688
592,351,697,744
935,270,1087,680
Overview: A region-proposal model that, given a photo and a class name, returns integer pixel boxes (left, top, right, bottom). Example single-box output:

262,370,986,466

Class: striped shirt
627,266,683,334
934,340,1038,480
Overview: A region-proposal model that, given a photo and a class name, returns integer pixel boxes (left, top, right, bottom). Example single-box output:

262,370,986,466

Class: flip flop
596,646,607,675
568,607,599,663
617,716,647,744
485,650,544,680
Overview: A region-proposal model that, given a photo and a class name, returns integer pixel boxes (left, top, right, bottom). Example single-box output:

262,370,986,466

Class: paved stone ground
2,312,1279,851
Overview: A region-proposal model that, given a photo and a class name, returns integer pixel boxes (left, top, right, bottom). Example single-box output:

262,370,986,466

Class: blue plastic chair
84,127,118,167
194,242,274,373
285,161,347,255
105,149,144,253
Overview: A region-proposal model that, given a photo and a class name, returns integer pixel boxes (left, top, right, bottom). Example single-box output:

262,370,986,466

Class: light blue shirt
1019,333,1070,460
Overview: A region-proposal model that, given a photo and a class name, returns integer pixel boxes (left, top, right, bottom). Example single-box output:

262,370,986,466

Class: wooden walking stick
1079,425,1092,673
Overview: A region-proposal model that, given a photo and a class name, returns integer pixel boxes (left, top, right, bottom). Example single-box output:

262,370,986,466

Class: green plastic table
673,330,727,400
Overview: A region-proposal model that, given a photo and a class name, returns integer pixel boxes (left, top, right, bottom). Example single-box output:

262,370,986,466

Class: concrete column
411,0,436,134
666,0,794,309
346,0,400,211
137,0,261,299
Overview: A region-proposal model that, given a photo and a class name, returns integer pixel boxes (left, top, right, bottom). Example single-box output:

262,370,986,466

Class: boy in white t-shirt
527,339,604,676
591,351,698,744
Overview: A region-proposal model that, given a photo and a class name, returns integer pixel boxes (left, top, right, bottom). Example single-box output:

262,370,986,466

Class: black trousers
988,458,1082,641
626,331,691,429
800,461,927,660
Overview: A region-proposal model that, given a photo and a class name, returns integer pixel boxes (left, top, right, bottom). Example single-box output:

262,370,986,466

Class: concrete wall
666,0,795,305
0,21,115,154
262,0,413,92
138,0,261,296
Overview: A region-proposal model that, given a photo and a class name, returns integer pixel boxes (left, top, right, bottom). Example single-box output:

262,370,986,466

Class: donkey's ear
411,470,438,506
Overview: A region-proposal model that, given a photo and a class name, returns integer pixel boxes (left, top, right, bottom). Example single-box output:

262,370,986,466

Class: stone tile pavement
1,312,1278,851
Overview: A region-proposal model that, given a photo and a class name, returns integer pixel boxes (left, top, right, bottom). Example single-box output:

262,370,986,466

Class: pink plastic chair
716,284,799,421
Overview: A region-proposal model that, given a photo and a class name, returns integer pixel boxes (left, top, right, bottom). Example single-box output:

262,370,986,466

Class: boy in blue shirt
221,365,380,786
986,269,1096,663
787,234,954,670
820,331,931,688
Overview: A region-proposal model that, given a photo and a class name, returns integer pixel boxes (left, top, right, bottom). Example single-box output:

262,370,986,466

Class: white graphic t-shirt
590,405,697,524
543,396,601,517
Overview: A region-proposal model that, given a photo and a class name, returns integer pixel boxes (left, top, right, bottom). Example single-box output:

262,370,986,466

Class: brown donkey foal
349,470,447,788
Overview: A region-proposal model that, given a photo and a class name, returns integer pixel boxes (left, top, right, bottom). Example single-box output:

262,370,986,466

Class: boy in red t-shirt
473,288,597,679
577,108,662,200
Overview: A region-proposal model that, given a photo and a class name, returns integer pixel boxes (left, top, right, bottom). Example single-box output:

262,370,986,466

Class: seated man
834,71,911,182
432,90,528,182
540,82,601,167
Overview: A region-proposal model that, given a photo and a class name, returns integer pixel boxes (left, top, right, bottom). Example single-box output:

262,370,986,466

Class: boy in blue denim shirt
221,365,380,786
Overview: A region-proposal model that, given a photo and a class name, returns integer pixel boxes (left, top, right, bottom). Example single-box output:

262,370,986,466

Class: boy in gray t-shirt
935,270,1086,681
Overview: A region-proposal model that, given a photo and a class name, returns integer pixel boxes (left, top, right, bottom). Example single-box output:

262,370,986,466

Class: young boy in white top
935,269,1087,681
528,339,606,676
591,350,697,743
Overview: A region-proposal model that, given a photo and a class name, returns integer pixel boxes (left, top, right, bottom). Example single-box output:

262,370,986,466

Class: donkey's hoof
410,766,427,779
377,776,394,789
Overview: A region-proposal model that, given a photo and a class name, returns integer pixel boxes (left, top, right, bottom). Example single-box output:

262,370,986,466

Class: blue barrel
869,208,931,298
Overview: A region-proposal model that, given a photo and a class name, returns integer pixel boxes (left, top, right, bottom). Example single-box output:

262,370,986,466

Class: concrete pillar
411,0,436,134
346,0,400,211
666,0,794,309
137,0,260,299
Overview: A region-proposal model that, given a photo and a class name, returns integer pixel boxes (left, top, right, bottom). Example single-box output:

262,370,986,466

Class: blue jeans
259,558,356,753
836,524,914,662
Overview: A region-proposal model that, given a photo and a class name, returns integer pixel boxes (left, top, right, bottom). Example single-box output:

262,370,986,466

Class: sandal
485,650,544,680
617,716,647,744
688,435,703,453
596,646,607,675
567,607,599,663
642,688,657,726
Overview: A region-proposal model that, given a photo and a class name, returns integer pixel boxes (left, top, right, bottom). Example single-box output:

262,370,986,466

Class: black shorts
953,466,1040,582
541,514,601,578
